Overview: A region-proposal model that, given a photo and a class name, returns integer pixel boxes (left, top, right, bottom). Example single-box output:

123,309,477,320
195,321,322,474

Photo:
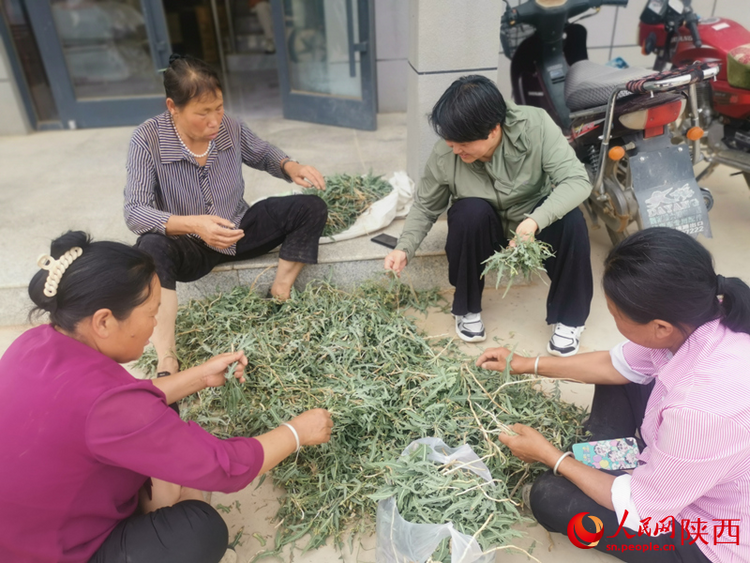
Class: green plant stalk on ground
137,277,587,560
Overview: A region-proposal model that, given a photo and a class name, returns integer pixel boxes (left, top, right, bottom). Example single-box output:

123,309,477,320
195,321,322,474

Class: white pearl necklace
172,118,213,159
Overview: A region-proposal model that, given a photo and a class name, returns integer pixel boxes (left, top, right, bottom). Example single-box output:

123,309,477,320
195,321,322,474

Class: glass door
272,0,377,130
25,0,171,128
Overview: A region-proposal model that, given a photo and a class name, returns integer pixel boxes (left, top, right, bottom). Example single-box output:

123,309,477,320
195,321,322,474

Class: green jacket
396,102,591,262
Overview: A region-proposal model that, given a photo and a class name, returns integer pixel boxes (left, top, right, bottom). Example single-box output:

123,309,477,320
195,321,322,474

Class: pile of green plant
138,278,587,560
482,236,555,297
304,173,393,237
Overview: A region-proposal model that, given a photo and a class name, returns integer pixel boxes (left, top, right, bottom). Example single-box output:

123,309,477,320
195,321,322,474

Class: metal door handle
346,0,367,77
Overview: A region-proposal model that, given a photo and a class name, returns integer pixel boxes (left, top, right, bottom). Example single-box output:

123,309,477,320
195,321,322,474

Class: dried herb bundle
304,173,393,237
369,443,523,562
481,236,555,297
138,278,587,559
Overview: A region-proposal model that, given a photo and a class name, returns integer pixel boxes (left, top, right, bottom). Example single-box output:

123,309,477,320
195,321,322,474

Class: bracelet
553,451,572,476
282,422,300,452
534,356,540,376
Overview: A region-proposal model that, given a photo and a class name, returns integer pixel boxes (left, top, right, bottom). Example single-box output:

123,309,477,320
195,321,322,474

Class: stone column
406,0,502,181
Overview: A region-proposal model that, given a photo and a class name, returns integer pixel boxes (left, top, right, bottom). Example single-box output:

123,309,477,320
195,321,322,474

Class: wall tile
714,0,750,31
375,0,409,61
581,6,617,48
377,59,408,112
410,0,501,73
613,4,646,46
588,46,614,64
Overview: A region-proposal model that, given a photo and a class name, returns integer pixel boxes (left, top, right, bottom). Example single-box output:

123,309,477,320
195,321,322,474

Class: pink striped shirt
610,319,750,562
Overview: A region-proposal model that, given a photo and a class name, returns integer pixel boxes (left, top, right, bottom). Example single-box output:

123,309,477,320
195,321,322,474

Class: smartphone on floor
572,437,639,470
371,233,398,249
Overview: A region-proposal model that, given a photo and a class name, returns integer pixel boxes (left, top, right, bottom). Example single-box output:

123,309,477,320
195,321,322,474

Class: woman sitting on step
125,53,328,381
0,231,333,563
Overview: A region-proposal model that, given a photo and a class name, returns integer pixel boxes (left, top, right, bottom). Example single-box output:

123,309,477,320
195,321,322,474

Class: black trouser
529,382,712,563
89,500,228,563
136,195,327,290
445,198,593,325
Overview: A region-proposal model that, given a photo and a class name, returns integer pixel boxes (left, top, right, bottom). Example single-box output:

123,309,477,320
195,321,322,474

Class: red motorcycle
639,0,750,187
501,0,718,244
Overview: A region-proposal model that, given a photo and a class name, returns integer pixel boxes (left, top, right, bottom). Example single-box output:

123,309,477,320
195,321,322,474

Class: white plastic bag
376,438,496,563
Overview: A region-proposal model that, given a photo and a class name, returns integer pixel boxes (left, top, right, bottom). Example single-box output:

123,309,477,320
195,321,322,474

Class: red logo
567,512,605,549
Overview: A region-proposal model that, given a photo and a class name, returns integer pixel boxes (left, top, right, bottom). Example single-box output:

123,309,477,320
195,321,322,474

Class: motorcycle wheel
601,155,638,246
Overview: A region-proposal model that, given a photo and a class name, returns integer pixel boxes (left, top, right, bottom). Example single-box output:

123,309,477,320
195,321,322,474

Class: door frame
271,0,378,131
25,0,171,129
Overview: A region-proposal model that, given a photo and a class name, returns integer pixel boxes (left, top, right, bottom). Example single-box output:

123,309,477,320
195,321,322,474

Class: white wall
407,0,502,179
375,0,409,112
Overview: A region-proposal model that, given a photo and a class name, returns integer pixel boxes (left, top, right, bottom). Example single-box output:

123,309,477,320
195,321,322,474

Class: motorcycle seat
565,60,653,111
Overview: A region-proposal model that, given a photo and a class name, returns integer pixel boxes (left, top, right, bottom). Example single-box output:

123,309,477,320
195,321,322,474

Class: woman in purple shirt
477,228,750,562
0,231,333,563
125,54,328,385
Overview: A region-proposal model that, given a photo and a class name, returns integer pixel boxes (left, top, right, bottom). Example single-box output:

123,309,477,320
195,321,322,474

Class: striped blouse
610,319,750,562
124,111,290,255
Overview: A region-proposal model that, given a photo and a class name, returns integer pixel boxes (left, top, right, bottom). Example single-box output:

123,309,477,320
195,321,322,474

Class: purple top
0,325,264,563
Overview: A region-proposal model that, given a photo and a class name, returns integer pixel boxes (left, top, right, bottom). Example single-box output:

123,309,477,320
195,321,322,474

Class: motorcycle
639,0,750,188
500,0,718,244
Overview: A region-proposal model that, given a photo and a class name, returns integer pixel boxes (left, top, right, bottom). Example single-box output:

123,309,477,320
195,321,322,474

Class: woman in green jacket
385,75,593,354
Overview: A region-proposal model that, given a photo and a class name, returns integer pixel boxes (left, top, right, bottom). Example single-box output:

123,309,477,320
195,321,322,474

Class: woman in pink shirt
0,231,333,563
477,227,750,562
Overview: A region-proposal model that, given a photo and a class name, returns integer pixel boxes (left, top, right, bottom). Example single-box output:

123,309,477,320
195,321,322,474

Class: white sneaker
219,548,238,563
547,323,584,356
455,313,486,343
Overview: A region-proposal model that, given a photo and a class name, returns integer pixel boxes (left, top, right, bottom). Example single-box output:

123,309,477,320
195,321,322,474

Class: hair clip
37,247,83,297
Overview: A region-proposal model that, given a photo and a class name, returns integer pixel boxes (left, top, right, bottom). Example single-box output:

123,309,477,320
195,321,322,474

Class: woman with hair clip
125,53,328,381
0,231,333,563
476,227,750,562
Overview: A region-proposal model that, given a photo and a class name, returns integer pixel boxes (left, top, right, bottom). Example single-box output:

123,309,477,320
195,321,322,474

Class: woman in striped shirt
477,228,750,562
125,54,328,379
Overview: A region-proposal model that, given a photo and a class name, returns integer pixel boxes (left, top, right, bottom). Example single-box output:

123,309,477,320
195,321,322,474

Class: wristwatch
281,158,299,179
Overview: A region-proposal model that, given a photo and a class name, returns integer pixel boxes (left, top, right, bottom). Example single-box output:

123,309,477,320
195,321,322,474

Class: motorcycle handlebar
685,13,703,48
505,0,627,27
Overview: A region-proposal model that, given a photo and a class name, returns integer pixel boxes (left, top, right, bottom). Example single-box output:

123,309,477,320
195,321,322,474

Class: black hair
29,231,157,332
428,75,507,143
163,53,222,108
603,227,750,336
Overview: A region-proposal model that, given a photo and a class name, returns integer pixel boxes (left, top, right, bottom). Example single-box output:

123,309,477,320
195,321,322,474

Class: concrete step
1,218,517,326
175,218,451,304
